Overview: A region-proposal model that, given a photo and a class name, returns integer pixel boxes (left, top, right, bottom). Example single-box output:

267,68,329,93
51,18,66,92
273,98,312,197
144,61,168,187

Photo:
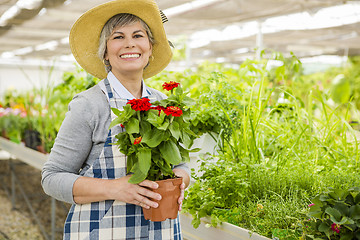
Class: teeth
120,54,140,58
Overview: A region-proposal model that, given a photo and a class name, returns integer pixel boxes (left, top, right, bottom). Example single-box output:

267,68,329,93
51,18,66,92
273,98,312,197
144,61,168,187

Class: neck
112,70,143,98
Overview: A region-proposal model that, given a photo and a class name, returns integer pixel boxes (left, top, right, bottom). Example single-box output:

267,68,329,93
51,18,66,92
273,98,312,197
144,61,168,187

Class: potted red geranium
110,81,199,221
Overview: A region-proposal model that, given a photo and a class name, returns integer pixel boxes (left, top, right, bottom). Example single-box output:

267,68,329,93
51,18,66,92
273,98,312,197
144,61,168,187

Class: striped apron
63,78,182,240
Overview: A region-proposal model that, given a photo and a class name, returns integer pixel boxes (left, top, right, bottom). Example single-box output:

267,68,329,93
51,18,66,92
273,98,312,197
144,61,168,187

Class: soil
0,160,70,240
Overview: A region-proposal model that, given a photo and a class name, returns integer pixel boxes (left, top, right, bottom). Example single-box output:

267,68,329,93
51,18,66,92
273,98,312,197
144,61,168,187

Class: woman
41,0,190,239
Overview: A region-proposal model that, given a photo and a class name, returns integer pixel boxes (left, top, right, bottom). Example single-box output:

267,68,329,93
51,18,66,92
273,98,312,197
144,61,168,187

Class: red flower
127,98,151,111
162,81,180,91
134,136,142,145
163,106,183,117
150,106,165,116
308,203,315,207
331,223,341,234
120,124,125,128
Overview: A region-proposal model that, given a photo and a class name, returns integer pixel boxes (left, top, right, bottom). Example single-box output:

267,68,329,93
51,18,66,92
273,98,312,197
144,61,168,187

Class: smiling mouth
120,54,140,59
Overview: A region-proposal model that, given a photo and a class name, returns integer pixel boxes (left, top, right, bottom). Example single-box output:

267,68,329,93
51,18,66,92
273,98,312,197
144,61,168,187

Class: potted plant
303,187,360,239
110,81,199,221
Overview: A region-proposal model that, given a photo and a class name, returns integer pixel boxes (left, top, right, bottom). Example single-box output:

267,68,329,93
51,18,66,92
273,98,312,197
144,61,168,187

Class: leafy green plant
304,187,360,240
182,52,360,239
110,81,199,183
183,157,250,228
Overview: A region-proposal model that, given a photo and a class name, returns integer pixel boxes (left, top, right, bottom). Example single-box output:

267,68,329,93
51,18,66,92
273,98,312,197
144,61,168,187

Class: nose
125,37,135,48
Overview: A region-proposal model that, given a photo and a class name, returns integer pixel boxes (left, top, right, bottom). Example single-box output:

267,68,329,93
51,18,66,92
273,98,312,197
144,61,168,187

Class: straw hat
69,0,172,79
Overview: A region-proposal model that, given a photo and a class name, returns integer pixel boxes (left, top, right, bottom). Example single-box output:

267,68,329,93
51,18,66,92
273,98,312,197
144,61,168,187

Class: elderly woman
41,0,190,239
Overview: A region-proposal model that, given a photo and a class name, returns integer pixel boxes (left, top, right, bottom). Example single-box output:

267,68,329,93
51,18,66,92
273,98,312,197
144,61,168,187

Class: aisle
0,160,66,240
0,189,43,240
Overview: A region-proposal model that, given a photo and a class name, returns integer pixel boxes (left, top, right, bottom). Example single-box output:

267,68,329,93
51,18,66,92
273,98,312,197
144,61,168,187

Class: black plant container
24,129,42,150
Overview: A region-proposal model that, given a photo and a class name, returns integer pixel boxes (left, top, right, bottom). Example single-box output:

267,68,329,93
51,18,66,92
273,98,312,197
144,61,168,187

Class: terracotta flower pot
143,177,182,222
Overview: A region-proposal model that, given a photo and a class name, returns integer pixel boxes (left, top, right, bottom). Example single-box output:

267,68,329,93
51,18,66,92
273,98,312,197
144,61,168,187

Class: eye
113,35,124,39
134,34,144,38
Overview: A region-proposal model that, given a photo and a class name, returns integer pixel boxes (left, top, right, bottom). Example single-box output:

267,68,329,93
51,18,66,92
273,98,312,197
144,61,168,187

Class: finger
139,180,158,190
137,186,162,201
178,183,185,211
178,183,185,203
135,195,159,209
135,200,150,210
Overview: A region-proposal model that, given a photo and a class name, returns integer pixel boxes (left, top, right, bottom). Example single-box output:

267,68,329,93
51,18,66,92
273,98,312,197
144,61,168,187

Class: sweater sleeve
41,93,95,204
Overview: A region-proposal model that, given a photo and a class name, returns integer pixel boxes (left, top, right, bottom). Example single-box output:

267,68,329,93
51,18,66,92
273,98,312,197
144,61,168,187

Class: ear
149,42,153,54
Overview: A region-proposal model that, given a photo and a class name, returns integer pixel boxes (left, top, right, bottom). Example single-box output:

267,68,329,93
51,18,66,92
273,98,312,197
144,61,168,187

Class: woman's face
105,21,152,77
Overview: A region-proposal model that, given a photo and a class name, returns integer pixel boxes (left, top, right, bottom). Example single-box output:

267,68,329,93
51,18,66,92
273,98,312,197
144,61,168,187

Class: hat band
160,10,168,23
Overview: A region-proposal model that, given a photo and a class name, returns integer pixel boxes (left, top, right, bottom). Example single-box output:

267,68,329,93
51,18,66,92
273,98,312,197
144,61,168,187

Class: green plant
303,187,360,240
182,53,360,239
0,101,27,143
110,81,199,183
183,156,250,228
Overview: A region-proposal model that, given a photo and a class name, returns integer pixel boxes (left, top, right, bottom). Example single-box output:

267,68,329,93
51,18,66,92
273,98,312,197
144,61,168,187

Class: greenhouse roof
0,0,359,66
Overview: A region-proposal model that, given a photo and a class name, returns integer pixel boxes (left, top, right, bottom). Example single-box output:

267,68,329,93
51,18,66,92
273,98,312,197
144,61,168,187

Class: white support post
186,38,192,69
256,20,263,59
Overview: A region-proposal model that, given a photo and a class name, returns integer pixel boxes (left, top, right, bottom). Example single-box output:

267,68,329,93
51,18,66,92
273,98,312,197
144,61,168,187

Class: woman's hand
109,175,162,209
178,182,186,211
72,175,161,209
172,168,190,211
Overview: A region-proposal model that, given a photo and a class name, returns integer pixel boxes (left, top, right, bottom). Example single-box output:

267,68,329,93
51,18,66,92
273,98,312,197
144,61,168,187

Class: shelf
0,137,48,170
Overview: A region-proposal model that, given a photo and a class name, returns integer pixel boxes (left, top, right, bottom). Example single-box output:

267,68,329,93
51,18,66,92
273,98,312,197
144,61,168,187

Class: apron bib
63,78,182,240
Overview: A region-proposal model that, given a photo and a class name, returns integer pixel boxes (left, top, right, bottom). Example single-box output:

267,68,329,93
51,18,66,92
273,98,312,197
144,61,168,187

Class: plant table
180,213,271,240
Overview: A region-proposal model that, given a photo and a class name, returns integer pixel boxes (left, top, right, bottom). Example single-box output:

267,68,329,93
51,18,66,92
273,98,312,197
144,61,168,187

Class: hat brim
69,0,172,79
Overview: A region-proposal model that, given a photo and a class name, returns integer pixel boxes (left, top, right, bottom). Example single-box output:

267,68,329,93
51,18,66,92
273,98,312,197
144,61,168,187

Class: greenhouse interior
1,0,360,239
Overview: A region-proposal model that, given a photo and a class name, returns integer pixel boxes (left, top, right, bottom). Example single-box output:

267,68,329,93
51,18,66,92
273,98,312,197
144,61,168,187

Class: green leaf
350,205,360,220
169,121,181,140
158,119,170,130
330,189,347,201
340,232,354,240
111,107,122,116
109,105,135,129
128,166,147,184
182,96,195,106
109,117,122,129
355,193,360,204
139,120,152,136
126,154,136,174
141,128,168,148
191,217,201,229
126,118,139,134
334,202,350,216
115,132,131,154
147,110,165,127
157,159,174,177
325,207,342,221
178,145,190,162
343,223,356,231
137,148,151,174
308,211,323,219
159,140,182,165
175,85,183,96
330,74,351,104
333,216,354,225
318,222,329,233
181,130,192,149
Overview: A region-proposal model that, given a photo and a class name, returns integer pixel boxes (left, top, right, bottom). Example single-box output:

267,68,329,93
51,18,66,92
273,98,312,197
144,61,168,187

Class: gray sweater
41,84,189,204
